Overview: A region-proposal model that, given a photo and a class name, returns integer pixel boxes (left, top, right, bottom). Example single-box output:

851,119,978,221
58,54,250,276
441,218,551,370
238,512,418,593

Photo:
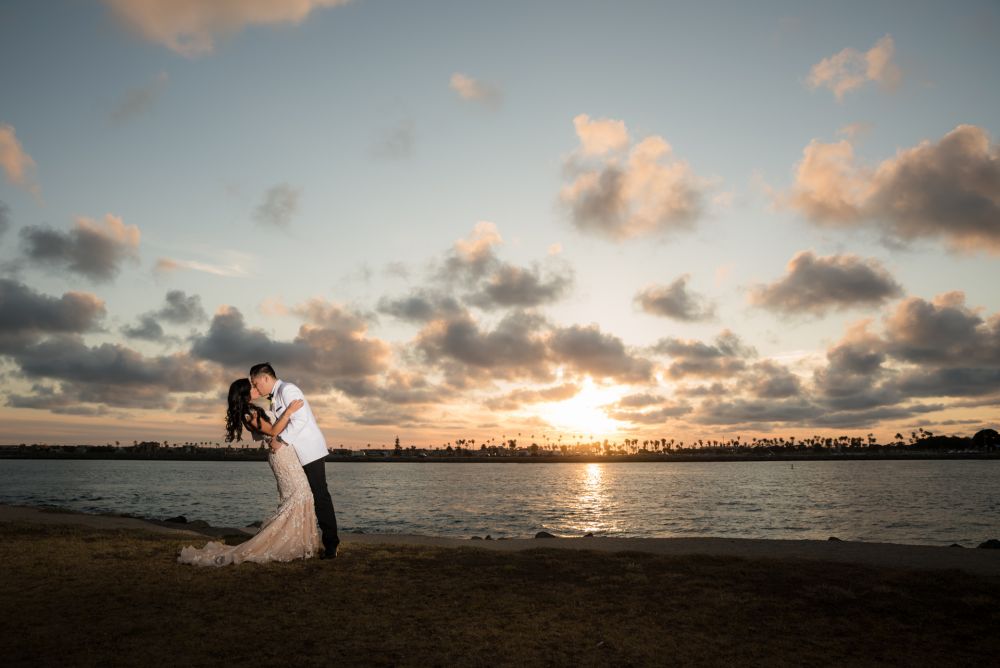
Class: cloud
0,283,218,415
7,335,218,410
110,72,169,124
384,222,572,316
121,315,167,342
572,114,630,156
0,200,9,238
810,292,1000,411
688,396,833,428
369,370,442,405
561,117,709,241
20,215,140,282
372,119,415,159
383,261,410,279
749,251,903,315
781,138,870,224
466,263,573,310
0,123,40,196
290,298,374,331
781,125,1000,252
441,221,503,279
807,34,901,100
838,122,873,140
159,290,207,324
190,303,390,395
811,321,896,410
377,291,464,323
7,384,112,416
745,361,804,399
607,401,692,425
122,290,206,341
866,125,1000,252
191,306,302,368
634,274,715,321
416,311,551,383
341,401,423,427
673,334,943,430
808,403,944,429
882,291,994,365
154,256,248,277
0,279,105,351
653,330,755,379
550,324,653,383
614,392,666,408
449,73,502,107
893,367,1000,399
254,183,300,227
485,383,580,411
651,293,1000,432
102,0,351,57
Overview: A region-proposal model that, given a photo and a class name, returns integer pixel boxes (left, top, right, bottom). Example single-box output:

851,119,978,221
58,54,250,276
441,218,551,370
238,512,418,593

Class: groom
249,362,340,559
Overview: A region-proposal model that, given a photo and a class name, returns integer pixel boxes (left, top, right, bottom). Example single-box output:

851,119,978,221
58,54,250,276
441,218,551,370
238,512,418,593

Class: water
1,459,997,546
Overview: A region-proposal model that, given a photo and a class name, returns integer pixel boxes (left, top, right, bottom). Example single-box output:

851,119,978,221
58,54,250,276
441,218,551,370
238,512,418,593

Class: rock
351,529,365,534
245,520,263,528
949,543,964,548
584,532,594,538
470,536,482,540
977,539,1000,549
164,515,187,524
485,535,492,540
187,520,210,529
827,536,842,541
535,531,557,539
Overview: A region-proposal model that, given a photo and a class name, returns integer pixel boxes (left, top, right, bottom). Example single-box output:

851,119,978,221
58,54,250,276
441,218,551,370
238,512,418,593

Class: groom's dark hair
249,362,276,379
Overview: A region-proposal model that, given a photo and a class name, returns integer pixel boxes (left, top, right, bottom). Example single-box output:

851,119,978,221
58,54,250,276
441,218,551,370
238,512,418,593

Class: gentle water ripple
0,460,997,546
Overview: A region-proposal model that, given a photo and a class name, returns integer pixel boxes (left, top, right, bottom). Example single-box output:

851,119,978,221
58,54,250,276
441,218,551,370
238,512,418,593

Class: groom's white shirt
271,379,328,465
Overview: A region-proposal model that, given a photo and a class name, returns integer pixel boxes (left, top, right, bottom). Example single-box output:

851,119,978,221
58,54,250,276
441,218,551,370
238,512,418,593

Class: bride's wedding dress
178,443,321,567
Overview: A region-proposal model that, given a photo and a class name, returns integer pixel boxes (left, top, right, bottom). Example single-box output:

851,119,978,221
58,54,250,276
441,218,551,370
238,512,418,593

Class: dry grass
1,522,997,667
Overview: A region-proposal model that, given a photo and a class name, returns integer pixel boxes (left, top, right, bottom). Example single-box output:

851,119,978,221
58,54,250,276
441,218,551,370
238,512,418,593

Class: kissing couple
179,363,340,566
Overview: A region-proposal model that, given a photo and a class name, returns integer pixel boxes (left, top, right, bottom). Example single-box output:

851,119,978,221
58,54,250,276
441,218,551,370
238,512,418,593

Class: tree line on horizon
5,427,997,456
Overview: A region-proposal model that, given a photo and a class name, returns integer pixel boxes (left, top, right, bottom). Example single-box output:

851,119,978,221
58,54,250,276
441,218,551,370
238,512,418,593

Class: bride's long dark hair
225,378,268,443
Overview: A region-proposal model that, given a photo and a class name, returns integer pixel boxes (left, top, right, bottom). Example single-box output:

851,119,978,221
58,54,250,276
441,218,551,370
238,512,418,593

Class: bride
178,378,321,567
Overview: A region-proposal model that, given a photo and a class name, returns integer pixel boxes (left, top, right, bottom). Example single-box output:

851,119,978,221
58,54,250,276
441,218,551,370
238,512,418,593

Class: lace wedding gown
178,443,321,567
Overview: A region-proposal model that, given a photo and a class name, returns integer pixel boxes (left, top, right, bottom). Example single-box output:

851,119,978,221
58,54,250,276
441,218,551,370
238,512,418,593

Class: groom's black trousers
303,458,339,549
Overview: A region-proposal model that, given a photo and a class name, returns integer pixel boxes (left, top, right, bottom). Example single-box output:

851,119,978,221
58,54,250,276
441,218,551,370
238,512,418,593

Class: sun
532,377,627,438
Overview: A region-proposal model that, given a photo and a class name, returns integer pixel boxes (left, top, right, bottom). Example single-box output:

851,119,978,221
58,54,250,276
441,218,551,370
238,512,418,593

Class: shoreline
2,451,998,463
3,503,998,577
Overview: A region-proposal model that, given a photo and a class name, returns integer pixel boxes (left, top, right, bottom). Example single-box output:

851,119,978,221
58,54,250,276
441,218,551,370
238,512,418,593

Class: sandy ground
3,504,998,576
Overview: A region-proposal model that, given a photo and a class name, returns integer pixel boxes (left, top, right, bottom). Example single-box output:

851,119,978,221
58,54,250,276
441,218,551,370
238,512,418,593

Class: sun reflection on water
568,463,615,535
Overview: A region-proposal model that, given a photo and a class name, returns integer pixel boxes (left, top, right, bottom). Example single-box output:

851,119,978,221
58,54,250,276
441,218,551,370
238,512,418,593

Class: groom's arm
276,383,310,441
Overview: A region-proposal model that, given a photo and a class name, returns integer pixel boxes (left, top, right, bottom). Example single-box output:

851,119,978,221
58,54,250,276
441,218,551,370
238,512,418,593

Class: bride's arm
249,399,305,439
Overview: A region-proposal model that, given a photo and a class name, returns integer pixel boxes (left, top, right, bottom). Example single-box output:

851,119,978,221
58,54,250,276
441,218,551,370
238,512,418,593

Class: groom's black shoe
321,542,339,560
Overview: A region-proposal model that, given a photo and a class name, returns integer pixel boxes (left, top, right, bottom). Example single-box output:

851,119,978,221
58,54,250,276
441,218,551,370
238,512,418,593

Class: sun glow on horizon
532,378,627,438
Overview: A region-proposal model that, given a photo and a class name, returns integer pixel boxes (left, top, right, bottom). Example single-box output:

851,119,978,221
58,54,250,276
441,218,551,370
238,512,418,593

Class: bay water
1,459,997,546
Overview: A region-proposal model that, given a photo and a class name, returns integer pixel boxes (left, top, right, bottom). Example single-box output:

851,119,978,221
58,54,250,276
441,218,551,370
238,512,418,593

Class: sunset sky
1,0,998,447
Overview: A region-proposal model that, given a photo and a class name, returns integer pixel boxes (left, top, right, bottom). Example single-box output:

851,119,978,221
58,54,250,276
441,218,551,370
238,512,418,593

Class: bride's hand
287,399,305,414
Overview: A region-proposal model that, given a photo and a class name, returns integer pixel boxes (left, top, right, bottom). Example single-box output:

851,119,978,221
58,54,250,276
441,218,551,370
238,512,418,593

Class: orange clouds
0,123,40,196
561,116,709,241
103,0,351,57
572,114,630,156
782,125,1000,252
454,221,502,264
449,73,502,107
807,34,901,100
20,215,139,282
